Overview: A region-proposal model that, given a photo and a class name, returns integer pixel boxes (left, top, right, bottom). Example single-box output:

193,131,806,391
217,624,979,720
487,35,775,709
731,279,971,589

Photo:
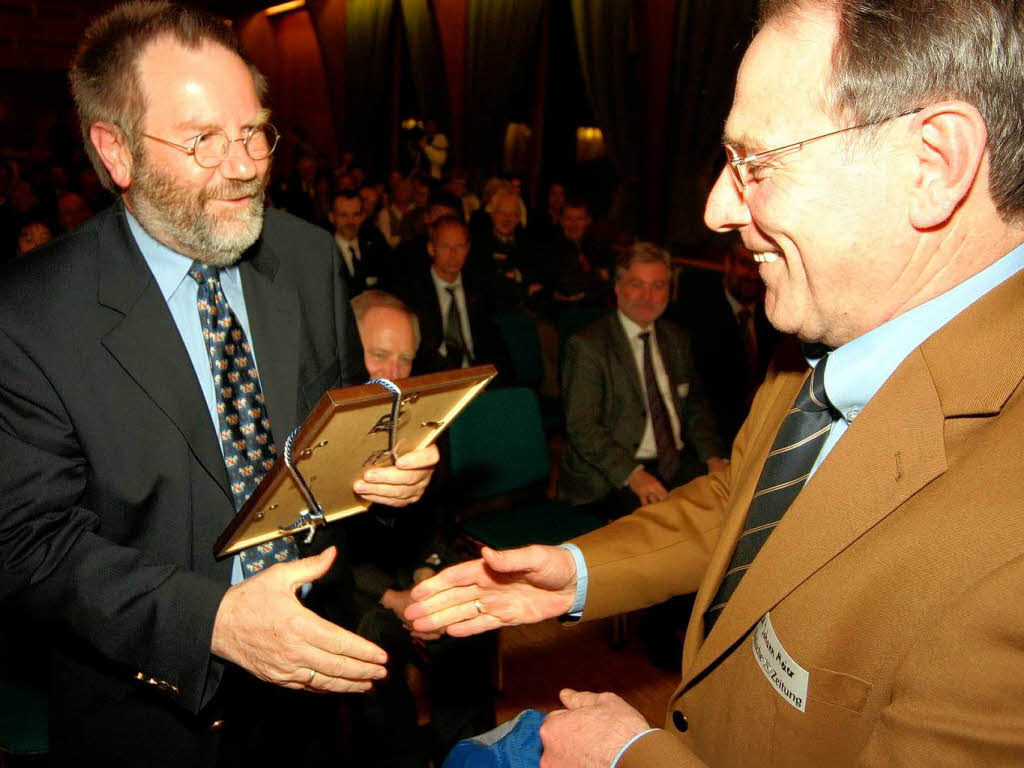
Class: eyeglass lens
194,125,279,167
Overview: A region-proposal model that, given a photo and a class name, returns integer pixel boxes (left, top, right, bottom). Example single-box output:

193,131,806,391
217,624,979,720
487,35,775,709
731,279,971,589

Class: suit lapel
682,268,1024,690
684,349,948,687
97,208,232,504
240,242,301,436
609,315,644,403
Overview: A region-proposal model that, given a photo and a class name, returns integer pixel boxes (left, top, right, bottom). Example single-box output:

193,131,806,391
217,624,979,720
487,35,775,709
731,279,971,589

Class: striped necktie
190,262,299,577
704,355,835,635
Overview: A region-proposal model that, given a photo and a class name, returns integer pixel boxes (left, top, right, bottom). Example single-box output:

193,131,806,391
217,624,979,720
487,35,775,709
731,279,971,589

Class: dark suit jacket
393,263,513,383
337,226,390,295
0,204,364,762
672,270,780,445
559,313,724,506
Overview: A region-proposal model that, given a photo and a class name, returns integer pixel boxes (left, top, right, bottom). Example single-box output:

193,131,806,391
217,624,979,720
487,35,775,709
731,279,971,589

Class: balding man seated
346,290,496,767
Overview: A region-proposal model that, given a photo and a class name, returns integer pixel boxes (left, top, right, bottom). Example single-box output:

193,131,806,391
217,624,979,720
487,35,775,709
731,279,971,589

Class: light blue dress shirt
126,211,258,587
566,243,1024,767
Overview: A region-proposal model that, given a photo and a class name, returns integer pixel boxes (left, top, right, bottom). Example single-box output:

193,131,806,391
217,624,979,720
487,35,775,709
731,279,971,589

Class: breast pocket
770,664,874,767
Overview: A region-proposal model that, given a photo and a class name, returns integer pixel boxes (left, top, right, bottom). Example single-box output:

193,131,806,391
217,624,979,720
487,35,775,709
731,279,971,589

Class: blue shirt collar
810,242,1024,423
125,208,242,300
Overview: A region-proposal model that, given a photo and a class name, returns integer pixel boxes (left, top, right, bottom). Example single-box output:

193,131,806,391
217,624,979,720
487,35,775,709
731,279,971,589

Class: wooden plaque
215,364,496,557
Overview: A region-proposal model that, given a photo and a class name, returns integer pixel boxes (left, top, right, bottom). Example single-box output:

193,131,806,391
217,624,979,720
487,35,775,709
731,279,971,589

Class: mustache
205,178,266,201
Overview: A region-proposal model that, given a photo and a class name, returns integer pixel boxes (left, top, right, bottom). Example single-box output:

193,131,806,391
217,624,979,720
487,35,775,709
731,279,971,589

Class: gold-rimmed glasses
142,123,280,168
724,108,922,190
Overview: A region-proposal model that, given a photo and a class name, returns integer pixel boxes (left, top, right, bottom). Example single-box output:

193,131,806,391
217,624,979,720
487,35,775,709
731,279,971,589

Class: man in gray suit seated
559,243,727,520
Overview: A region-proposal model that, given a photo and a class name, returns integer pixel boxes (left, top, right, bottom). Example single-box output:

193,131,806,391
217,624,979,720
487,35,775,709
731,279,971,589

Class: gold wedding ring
474,599,486,615
306,668,316,686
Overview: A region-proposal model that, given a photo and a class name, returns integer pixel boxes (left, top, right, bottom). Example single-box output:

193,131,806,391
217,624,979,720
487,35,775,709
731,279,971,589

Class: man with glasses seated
407,1,1024,765
0,3,440,765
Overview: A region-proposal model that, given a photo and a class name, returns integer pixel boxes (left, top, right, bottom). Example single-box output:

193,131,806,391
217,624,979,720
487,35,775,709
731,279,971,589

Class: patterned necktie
638,331,680,484
189,262,299,577
443,285,467,366
704,355,834,635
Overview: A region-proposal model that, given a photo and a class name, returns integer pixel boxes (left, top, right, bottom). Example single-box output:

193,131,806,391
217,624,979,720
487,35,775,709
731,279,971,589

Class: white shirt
431,268,475,365
617,310,683,459
334,234,361,277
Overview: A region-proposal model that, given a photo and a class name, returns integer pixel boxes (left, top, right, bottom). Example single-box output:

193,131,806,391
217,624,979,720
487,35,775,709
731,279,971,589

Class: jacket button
672,710,688,732
209,719,225,732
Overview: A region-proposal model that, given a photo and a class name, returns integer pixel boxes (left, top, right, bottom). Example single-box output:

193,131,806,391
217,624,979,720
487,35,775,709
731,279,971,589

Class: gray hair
758,0,1024,225
614,241,672,282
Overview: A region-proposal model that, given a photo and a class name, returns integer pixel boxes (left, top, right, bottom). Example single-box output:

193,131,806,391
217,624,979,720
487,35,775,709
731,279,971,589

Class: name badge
752,613,809,712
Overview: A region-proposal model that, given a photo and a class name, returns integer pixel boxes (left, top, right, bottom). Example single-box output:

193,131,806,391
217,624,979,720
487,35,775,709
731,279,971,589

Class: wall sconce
575,126,606,164
265,0,305,17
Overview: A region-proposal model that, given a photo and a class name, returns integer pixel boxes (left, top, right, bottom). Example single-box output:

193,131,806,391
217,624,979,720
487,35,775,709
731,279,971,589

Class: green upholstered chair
449,387,605,551
493,313,544,390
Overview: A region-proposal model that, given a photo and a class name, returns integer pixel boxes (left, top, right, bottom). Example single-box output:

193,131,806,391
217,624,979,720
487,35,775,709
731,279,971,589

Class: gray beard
129,159,267,267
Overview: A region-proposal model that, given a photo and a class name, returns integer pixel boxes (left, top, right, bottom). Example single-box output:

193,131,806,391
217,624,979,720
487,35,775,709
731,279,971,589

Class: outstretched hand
404,545,578,636
211,547,388,693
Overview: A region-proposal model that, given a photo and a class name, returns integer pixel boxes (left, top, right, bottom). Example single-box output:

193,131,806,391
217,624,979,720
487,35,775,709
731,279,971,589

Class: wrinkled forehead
725,9,837,153
136,37,262,130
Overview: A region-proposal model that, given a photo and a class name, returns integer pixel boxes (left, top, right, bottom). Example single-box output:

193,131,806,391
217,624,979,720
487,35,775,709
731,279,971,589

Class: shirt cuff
611,729,661,767
560,543,589,616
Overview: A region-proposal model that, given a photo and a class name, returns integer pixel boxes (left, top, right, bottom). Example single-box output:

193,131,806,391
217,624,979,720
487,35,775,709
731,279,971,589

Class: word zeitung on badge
752,613,810,712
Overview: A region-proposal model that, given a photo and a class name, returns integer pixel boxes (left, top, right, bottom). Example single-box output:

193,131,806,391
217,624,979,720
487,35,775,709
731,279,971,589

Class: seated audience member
56,191,93,233
393,216,512,380
443,168,480,223
329,190,388,295
15,219,53,258
346,290,496,767
389,191,465,289
674,235,781,445
530,180,566,244
471,181,539,311
359,182,384,226
536,197,614,314
400,173,435,243
283,153,330,228
378,175,414,249
560,242,726,518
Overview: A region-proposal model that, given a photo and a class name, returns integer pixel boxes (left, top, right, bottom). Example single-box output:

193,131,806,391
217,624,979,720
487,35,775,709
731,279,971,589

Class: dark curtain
569,0,642,234
464,0,545,185
344,0,396,174
307,0,347,165
664,0,758,247
400,0,450,127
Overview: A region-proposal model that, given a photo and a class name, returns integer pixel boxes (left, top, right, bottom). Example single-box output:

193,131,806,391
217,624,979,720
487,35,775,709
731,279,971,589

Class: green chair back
449,387,550,499
493,312,544,388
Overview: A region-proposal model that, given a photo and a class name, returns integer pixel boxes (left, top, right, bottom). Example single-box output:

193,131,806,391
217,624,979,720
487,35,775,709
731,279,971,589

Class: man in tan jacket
407,1,1024,766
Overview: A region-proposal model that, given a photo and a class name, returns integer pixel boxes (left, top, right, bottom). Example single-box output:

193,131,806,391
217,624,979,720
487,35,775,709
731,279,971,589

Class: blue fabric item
442,709,546,768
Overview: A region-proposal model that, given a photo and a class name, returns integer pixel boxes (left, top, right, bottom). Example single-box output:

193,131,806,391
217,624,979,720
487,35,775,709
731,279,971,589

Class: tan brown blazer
573,269,1024,767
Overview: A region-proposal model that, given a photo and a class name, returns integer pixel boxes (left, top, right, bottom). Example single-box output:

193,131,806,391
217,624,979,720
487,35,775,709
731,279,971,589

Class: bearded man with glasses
0,2,440,765
408,1,1024,766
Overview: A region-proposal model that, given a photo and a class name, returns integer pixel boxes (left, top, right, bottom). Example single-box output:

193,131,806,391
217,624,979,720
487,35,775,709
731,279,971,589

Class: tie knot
638,330,651,346
795,355,834,414
189,261,219,287
446,286,457,297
